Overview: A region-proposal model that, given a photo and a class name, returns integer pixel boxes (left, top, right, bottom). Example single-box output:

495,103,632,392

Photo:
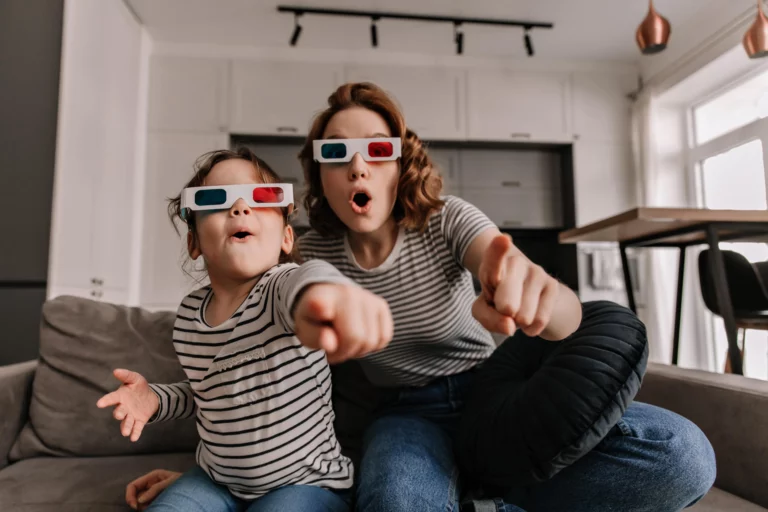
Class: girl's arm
147,380,196,422
463,227,582,341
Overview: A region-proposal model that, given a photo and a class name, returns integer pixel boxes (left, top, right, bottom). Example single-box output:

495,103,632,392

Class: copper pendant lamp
744,0,768,59
636,0,671,55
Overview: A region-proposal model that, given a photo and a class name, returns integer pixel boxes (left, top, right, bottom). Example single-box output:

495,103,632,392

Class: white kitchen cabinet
466,69,571,143
230,60,343,136
572,140,635,226
572,71,636,143
148,56,230,133
427,148,461,193
462,188,563,229
140,132,228,309
344,65,466,140
458,148,561,190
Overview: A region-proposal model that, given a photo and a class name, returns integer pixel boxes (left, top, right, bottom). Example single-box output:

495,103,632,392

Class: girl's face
188,159,294,281
319,107,400,235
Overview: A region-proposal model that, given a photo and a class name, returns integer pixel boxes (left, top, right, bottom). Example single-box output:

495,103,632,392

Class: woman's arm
463,227,582,341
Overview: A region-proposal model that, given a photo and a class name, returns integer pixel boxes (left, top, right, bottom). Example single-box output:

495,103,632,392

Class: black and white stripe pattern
148,261,354,499
298,195,497,388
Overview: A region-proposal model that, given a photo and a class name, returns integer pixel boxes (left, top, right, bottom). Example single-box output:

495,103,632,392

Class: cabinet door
239,142,305,186
462,188,563,229
230,61,342,136
344,65,465,140
140,133,228,308
572,72,636,143
458,148,561,191
148,56,229,133
573,141,635,226
427,148,460,194
467,69,571,142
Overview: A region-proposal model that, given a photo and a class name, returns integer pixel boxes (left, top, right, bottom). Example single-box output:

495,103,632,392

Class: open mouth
231,230,252,241
350,191,372,213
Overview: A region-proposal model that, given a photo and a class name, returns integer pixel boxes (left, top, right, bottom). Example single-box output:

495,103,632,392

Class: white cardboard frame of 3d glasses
312,137,402,163
180,183,294,217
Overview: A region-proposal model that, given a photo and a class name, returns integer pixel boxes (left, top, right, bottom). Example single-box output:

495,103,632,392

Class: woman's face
319,107,400,235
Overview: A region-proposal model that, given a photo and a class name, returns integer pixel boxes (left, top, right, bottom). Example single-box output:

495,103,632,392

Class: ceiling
126,0,717,62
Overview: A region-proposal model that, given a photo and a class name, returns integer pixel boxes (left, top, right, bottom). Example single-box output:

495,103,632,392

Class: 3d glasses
313,137,402,163
180,183,294,218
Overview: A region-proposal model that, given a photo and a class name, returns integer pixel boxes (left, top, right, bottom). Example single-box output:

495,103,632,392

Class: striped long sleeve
297,195,498,387
148,380,196,422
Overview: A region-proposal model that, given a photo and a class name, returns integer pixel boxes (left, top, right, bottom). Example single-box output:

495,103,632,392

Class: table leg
671,247,686,366
704,226,743,375
619,243,637,313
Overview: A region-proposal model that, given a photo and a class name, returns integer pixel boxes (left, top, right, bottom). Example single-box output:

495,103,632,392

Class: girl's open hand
96,369,159,442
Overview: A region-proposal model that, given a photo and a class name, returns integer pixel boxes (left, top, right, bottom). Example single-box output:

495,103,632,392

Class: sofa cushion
691,488,768,512
0,452,196,511
9,296,199,461
456,301,648,487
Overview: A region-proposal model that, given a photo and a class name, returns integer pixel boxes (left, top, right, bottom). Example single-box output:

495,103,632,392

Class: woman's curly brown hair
298,82,444,237
167,147,294,267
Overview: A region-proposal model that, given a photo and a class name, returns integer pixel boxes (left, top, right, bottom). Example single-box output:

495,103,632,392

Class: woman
127,82,714,512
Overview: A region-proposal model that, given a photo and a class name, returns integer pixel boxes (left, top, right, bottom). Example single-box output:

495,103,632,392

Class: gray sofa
0,296,767,511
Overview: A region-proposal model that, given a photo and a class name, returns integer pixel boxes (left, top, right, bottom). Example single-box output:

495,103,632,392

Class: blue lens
195,189,226,206
321,143,347,160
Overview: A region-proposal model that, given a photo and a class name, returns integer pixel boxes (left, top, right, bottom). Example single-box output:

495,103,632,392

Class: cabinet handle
501,220,523,228
510,133,531,139
277,126,298,133
91,278,104,286
502,181,521,188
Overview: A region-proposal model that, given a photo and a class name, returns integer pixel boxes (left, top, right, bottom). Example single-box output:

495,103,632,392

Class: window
690,76,768,379
694,70,768,145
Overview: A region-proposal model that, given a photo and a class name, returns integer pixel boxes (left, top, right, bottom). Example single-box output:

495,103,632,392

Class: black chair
698,249,768,373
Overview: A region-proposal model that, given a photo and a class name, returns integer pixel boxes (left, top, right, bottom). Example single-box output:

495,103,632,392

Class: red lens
367,141,394,158
252,187,284,203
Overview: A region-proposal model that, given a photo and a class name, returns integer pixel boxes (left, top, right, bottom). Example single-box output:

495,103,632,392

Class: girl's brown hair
298,82,444,237
168,147,294,265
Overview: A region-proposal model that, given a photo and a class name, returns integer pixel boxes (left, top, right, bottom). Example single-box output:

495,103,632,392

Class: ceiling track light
454,22,463,55
290,12,303,46
277,5,553,57
523,26,534,57
371,16,379,48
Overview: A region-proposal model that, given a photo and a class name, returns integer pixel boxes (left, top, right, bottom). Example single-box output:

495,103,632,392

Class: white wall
48,0,149,304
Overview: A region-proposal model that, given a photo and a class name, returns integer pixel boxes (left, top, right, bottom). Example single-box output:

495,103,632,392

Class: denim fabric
146,466,351,512
355,371,715,512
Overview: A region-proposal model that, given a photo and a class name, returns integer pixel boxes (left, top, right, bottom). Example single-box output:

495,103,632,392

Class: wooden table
559,207,768,375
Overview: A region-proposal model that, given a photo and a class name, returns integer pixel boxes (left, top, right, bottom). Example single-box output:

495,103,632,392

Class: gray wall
0,1,64,364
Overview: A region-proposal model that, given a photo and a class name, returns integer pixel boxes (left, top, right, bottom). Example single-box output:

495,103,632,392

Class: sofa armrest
637,363,768,508
0,360,37,470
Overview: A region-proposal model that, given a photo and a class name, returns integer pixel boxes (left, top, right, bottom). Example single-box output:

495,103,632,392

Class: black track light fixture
277,6,553,56
524,26,534,57
454,22,463,55
371,17,379,48
290,12,303,46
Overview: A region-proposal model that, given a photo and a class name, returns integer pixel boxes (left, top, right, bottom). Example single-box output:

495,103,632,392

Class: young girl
128,84,715,512
97,148,393,512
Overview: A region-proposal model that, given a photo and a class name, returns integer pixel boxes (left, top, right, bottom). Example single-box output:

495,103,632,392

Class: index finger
480,234,514,290
96,391,121,409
